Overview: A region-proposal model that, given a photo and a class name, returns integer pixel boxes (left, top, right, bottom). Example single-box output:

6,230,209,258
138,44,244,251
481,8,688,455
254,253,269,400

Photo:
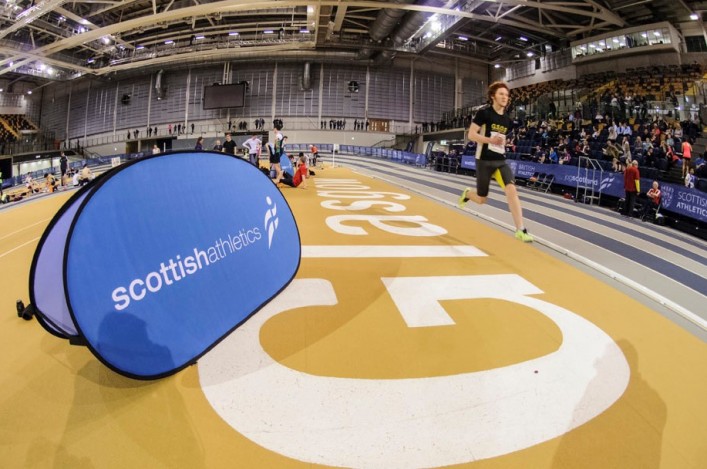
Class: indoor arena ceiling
0,0,705,85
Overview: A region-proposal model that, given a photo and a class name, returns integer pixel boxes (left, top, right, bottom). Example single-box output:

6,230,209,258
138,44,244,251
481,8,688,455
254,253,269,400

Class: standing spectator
681,137,692,178
222,133,236,155
152,144,160,154
310,144,319,167
191,123,195,134
59,152,68,187
242,134,261,166
168,124,172,135
270,122,285,184
622,160,640,217
194,136,204,151
212,139,223,152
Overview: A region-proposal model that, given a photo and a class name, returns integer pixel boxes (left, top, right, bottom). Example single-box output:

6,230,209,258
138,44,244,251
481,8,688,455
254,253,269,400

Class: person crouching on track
280,154,308,189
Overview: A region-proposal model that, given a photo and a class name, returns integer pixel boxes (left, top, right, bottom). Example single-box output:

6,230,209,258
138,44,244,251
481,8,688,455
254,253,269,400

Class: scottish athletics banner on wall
29,151,301,379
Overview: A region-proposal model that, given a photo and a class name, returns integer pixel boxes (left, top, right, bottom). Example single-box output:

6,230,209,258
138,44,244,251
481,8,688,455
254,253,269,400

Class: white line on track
0,237,40,260
0,218,50,241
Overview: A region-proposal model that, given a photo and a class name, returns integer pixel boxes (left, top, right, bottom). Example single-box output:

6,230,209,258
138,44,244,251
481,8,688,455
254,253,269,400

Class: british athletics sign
29,151,300,379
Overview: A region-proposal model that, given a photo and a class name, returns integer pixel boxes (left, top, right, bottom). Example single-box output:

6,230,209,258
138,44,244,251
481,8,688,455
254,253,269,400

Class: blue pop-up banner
29,151,301,379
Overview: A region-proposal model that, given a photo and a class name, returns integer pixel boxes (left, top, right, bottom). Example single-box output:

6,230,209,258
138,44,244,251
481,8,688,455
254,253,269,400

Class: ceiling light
519,36,528,42
527,52,534,57
641,33,647,38
264,30,274,34
27,90,32,95
300,29,309,33
612,39,619,43
136,45,145,50
494,64,501,68
654,31,661,36
690,13,699,20
458,36,468,41
431,21,441,32
165,40,174,44
495,36,502,41
229,32,239,36
38,63,46,71
47,68,54,76
424,31,432,38
78,26,85,33
195,35,205,40
102,36,110,44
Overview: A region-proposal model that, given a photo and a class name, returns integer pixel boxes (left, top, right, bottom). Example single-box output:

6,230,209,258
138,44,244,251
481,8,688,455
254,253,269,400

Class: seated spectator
79,164,93,186
152,144,160,154
24,174,39,194
685,168,696,188
641,180,661,221
44,173,57,193
604,141,620,170
548,146,558,164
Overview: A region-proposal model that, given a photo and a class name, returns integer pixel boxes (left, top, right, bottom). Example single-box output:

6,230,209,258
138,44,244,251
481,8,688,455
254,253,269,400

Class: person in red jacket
622,160,640,217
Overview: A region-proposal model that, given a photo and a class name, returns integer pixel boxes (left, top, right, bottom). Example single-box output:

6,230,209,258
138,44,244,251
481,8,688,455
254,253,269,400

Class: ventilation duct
301,61,312,90
358,0,416,60
371,0,446,65
154,69,165,100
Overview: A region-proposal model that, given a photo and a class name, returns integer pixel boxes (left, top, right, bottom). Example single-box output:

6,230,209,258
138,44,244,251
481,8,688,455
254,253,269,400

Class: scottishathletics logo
661,185,674,207
265,196,279,248
110,224,263,311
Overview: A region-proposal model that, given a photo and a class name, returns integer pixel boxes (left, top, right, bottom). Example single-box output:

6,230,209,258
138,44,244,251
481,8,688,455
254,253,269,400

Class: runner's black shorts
476,159,515,197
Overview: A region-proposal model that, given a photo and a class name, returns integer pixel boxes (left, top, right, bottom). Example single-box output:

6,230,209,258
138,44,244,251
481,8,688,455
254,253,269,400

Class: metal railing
575,157,604,205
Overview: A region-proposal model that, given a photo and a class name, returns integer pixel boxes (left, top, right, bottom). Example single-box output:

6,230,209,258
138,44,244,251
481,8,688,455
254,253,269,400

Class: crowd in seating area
499,115,706,188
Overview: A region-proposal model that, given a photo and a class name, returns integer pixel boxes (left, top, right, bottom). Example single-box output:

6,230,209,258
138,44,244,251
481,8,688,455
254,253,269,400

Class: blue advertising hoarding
460,155,707,223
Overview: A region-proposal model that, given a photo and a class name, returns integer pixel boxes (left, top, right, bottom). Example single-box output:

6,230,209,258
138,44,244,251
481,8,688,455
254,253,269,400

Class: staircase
693,136,706,157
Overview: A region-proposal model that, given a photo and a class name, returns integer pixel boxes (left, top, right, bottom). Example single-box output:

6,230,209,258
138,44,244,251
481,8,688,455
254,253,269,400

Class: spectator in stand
194,136,204,151
605,140,621,171
685,168,696,188
607,120,618,143
622,160,640,217
548,146,558,164
681,137,692,178
641,181,661,221
152,144,160,154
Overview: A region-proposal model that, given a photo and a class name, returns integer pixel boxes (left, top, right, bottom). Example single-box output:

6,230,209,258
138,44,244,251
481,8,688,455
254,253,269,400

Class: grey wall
38,59,486,141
